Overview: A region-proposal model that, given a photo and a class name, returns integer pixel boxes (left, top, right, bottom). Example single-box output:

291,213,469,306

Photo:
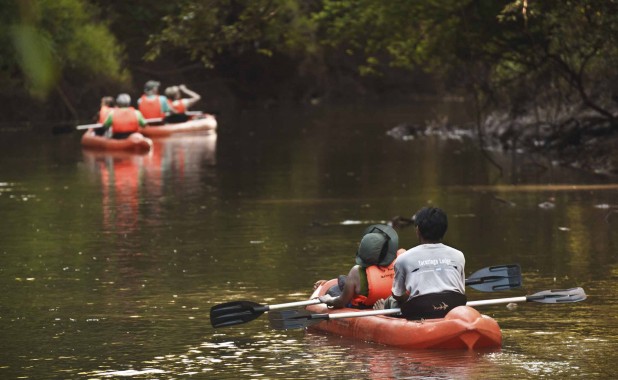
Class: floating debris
594,204,612,209
538,201,556,209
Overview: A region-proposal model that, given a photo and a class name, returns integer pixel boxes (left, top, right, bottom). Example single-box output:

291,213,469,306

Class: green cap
355,224,398,267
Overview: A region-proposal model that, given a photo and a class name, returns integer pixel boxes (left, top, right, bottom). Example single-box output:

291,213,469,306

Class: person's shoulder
440,244,465,258
442,243,463,252
404,245,424,254
394,248,415,266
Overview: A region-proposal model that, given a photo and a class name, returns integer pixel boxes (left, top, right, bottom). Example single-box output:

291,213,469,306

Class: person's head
355,224,399,267
412,207,448,242
101,96,114,107
164,86,180,100
144,80,161,95
115,93,131,107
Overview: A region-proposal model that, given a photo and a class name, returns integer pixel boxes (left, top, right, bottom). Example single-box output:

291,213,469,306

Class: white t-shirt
392,243,465,302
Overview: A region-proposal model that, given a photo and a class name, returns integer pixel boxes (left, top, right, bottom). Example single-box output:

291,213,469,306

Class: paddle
465,264,521,292
76,118,163,130
210,299,323,328
186,110,205,116
210,264,522,328
268,287,587,330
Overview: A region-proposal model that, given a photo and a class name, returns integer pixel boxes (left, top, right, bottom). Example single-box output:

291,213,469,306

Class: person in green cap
316,224,405,309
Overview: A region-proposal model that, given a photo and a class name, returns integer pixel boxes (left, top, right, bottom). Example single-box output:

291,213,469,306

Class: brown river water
0,101,617,379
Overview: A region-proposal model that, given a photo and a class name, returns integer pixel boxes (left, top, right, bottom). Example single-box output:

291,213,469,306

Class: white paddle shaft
319,296,530,320
267,299,322,310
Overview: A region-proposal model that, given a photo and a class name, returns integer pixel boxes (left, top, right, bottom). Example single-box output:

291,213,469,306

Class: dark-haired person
94,96,115,136
316,224,405,309
102,94,146,139
387,207,466,319
165,84,201,114
97,96,115,123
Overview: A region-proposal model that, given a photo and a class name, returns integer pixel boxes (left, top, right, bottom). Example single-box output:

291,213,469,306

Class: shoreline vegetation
1,1,617,176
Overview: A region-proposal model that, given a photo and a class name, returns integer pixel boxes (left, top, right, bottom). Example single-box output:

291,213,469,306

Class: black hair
413,207,447,241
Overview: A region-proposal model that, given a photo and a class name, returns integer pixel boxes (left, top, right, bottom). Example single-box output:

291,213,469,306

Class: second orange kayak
141,114,217,137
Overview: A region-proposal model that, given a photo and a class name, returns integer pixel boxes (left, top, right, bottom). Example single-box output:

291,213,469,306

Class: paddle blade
210,301,267,328
268,309,325,330
527,287,587,304
466,264,522,292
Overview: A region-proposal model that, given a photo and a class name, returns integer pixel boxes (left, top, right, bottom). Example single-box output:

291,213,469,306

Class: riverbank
387,106,618,178
481,110,618,177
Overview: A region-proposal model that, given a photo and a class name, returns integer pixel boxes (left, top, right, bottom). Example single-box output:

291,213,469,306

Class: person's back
104,94,146,139
138,80,174,119
163,84,201,123
165,84,201,113
391,207,466,320
98,96,115,123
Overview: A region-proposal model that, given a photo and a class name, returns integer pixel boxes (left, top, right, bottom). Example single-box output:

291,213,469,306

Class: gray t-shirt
392,243,465,301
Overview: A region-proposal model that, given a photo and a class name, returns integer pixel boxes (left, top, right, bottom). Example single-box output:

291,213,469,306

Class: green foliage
9,24,58,98
146,0,320,67
0,0,127,99
3,0,618,122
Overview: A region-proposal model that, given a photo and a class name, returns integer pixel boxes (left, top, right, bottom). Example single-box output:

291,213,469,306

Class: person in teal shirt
138,80,176,119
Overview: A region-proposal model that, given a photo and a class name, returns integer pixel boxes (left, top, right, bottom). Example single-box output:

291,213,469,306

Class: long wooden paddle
268,287,587,330
210,264,522,328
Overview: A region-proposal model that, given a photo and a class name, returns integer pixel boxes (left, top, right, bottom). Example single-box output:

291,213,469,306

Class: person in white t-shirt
388,207,466,319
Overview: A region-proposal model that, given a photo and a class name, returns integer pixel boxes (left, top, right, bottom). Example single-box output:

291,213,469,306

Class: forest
1,0,617,173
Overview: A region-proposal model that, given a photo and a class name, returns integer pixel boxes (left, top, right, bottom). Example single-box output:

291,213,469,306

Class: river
0,100,617,379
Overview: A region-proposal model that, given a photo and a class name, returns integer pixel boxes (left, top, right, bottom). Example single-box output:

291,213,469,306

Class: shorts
401,291,467,320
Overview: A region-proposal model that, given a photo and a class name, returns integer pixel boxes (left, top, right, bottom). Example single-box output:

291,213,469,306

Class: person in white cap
101,93,146,139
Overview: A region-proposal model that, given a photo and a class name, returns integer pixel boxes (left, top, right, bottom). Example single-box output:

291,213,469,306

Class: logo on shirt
418,258,453,266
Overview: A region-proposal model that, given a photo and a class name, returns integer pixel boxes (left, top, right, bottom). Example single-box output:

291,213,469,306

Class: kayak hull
306,279,502,350
81,130,152,153
141,115,217,137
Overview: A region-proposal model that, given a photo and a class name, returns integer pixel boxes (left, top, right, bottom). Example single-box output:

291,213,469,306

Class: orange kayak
305,279,502,350
81,130,153,153
141,114,217,137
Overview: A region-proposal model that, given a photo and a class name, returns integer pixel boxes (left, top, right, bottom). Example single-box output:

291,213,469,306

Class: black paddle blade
527,287,587,303
465,264,522,292
268,309,325,330
210,301,267,328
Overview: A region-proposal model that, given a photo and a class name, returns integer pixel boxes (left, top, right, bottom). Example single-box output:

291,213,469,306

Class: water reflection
85,326,500,379
83,150,145,234
82,132,218,235
3,104,618,379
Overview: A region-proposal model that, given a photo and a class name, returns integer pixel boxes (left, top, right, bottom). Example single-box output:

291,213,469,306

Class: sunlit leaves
0,0,126,99
9,24,58,98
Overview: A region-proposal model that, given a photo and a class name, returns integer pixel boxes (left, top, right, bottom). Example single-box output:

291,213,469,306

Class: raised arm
179,84,201,109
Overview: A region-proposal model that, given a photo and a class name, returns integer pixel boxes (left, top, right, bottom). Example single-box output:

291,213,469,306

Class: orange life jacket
98,105,113,123
139,95,165,119
350,261,397,307
111,107,140,134
172,99,186,113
